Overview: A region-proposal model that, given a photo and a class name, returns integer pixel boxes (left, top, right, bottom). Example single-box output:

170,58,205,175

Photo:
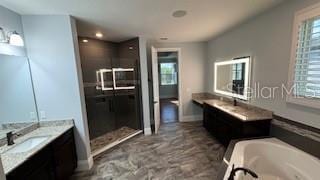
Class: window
232,63,243,80
288,3,320,108
160,62,177,85
294,16,320,98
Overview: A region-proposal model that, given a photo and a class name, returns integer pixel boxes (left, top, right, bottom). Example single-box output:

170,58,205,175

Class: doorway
158,52,179,124
151,48,182,133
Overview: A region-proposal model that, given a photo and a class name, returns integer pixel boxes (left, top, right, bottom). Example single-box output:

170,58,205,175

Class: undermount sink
6,136,49,154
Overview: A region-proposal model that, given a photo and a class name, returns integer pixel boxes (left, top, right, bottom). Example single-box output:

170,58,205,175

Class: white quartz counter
0,122,74,174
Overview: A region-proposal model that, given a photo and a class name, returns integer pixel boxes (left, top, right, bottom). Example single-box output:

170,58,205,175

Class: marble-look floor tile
72,122,225,180
90,126,139,153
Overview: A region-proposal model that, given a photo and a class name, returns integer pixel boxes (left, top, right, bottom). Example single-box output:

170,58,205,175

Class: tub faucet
228,164,258,180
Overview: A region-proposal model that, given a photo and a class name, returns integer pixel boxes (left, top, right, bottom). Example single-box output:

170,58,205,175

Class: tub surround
272,115,320,142
192,93,273,121
223,138,320,180
218,116,320,179
0,120,74,174
271,115,320,159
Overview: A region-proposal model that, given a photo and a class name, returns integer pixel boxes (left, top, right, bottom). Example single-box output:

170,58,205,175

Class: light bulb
9,31,24,46
0,28,6,43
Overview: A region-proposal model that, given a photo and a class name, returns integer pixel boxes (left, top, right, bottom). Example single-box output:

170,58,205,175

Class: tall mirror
0,54,38,139
214,57,251,100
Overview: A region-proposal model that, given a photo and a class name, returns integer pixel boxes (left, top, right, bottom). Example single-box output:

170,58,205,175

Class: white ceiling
0,0,284,42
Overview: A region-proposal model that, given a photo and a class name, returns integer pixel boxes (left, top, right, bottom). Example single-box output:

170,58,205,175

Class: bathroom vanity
192,92,273,146
0,121,76,180
202,99,272,146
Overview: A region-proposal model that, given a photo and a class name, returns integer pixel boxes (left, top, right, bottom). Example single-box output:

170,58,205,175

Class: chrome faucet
6,131,21,146
228,164,258,180
233,97,238,106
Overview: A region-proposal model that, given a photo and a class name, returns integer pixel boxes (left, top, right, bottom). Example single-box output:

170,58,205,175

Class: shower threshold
90,127,142,157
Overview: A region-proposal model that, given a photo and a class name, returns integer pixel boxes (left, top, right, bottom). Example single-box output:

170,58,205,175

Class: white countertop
0,123,73,174
192,97,273,121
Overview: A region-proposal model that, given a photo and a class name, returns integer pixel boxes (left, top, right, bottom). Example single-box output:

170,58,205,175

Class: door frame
154,48,182,123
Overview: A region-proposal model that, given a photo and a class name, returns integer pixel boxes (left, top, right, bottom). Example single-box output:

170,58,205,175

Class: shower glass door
113,58,141,131
84,58,116,140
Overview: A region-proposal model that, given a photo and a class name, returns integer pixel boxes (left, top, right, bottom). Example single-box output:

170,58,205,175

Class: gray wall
158,57,178,99
139,37,151,134
153,42,207,121
207,0,320,129
22,15,92,168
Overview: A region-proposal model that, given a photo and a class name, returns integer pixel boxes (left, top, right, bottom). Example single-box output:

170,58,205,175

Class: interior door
152,47,160,134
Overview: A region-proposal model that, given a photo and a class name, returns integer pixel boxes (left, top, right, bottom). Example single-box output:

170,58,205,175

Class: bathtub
223,138,320,180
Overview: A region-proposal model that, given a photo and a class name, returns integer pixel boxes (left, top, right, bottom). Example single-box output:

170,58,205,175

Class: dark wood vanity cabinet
52,129,77,180
6,128,77,180
203,104,271,146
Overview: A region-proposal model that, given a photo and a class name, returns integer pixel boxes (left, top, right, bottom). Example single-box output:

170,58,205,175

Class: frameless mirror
0,54,38,139
214,57,251,100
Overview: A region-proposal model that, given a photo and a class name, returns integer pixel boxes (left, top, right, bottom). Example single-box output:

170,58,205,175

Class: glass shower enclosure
83,57,142,154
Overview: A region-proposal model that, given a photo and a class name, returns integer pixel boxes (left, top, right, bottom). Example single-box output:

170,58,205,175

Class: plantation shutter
294,16,320,98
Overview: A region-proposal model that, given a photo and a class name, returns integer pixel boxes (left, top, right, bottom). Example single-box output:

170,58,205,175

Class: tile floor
72,122,225,180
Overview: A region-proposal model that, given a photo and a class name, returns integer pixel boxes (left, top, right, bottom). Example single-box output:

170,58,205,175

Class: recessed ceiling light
95,32,103,38
172,10,187,18
160,37,168,40
82,39,88,43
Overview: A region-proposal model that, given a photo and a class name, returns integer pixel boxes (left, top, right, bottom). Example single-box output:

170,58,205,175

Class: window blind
294,16,320,98
160,63,177,85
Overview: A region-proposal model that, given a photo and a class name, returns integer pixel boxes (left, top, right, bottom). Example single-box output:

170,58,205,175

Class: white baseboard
76,155,93,171
144,127,152,135
181,115,203,122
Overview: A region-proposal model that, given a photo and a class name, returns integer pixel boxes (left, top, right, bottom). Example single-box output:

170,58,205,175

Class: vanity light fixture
0,28,24,47
9,31,24,46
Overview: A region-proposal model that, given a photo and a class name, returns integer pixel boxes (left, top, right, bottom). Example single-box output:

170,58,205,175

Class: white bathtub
223,138,320,180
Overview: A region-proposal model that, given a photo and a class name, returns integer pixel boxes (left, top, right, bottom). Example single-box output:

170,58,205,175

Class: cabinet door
203,105,216,132
27,160,55,180
52,129,77,180
6,146,54,180
215,115,234,146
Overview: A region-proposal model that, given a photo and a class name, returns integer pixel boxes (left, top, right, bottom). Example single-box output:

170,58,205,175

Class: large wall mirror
214,57,251,100
0,54,38,139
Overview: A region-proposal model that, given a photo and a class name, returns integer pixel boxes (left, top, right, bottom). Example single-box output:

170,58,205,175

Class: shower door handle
108,99,113,112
